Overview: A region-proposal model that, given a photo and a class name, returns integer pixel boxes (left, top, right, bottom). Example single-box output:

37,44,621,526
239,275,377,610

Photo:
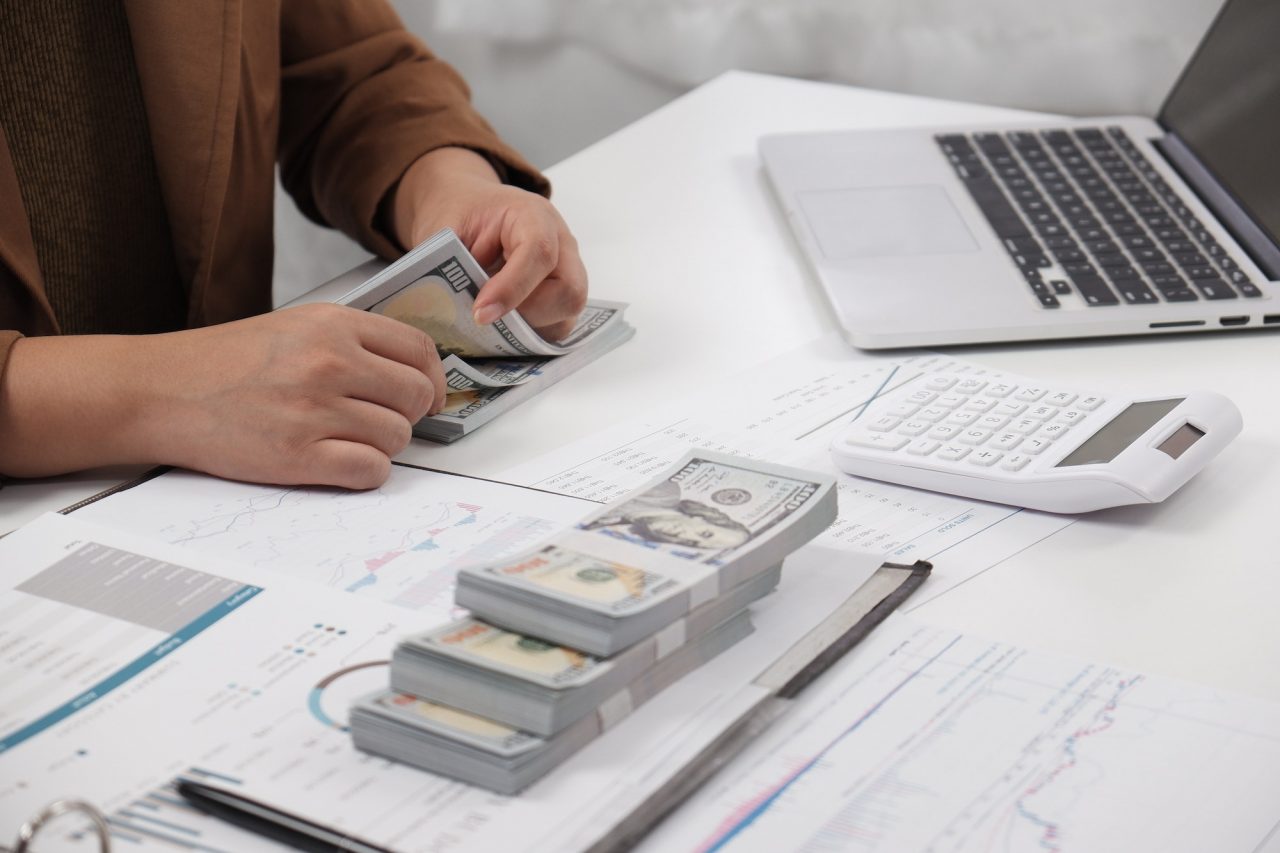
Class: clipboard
7,467,931,853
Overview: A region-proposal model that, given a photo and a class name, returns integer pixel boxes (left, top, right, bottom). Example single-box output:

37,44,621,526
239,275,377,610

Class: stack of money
352,611,752,795
286,227,635,443
350,451,837,792
389,564,780,735
455,451,839,655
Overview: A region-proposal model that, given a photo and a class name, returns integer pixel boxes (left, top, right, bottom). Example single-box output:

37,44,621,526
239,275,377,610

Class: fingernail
474,303,503,325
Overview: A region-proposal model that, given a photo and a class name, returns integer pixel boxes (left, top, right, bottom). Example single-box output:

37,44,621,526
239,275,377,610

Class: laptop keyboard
937,127,1262,308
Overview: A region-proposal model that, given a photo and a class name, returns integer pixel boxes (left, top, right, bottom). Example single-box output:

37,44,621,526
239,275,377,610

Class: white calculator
830,373,1242,513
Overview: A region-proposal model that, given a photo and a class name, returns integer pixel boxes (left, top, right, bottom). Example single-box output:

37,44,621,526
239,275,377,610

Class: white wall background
272,0,1222,306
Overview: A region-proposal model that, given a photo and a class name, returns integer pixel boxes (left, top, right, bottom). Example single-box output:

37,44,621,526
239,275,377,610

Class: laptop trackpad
799,185,979,260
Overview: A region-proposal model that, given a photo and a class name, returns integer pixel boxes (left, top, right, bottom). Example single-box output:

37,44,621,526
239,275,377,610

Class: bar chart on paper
641,618,1280,853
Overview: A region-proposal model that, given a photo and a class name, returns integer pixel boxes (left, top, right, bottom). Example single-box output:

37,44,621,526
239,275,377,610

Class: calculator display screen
1055,399,1184,467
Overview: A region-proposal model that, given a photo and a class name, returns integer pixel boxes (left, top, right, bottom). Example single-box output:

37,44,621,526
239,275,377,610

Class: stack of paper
351,451,837,792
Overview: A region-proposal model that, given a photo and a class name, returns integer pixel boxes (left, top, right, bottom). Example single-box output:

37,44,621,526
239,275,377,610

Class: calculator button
944,410,980,427
897,420,932,437
937,444,971,461
1038,422,1070,440
956,378,987,394
924,376,957,391
1056,410,1086,424
993,401,1027,417
887,402,922,418
1011,418,1041,434
1046,391,1078,407
1077,395,1105,410
959,428,994,446
968,449,1003,466
1027,404,1056,420
990,432,1023,451
916,406,949,422
1021,437,1052,454
1015,387,1048,402
867,415,902,432
986,382,1016,398
1000,453,1032,471
844,433,911,451
963,397,997,413
928,423,963,441
906,389,938,405
906,439,940,456
935,394,966,409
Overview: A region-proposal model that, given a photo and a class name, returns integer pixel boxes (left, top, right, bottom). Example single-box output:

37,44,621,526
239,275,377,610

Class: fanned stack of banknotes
302,228,635,442
350,451,838,793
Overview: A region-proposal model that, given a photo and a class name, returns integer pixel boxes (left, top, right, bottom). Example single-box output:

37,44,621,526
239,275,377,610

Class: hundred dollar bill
440,354,545,392
351,610,752,794
391,565,780,735
455,451,836,654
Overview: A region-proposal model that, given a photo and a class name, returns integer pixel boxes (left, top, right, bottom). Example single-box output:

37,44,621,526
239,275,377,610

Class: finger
472,219,560,325
346,352,437,424
515,233,589,335
302,438,393,490
321,396,415,458
351,313,447,414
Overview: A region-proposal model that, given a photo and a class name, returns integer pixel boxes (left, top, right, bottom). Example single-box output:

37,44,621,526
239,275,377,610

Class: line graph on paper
75,466,591,617
644,620,1280,853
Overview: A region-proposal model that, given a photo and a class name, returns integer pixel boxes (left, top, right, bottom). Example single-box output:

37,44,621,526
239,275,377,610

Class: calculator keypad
842,374,1102,471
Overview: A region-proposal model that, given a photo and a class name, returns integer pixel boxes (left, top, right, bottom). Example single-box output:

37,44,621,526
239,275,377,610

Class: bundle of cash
390,564,780,736
282,228,634,443
455,451,838,655
351,610,752,795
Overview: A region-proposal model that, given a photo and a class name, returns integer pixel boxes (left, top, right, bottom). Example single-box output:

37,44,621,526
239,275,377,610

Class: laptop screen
1159,0,1280,255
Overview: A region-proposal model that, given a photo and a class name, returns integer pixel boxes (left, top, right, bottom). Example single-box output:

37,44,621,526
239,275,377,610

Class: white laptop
760,0,1279,349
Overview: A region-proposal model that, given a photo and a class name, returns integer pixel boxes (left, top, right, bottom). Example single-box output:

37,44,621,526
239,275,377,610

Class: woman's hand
389,147,589,341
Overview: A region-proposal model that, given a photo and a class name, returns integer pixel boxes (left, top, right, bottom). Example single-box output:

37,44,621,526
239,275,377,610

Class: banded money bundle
390,565,780,736
456,451,839,655
351,612,752,795
351,452,836,792
290,227,634,443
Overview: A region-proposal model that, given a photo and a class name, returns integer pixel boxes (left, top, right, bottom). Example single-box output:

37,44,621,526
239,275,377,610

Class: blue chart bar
0,585,262,754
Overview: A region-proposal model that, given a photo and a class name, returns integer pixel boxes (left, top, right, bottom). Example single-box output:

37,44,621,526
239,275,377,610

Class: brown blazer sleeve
277,1,550,260
0,331,21,391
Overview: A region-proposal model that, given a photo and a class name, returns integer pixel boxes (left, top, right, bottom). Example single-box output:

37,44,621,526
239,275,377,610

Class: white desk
4,71,1277,705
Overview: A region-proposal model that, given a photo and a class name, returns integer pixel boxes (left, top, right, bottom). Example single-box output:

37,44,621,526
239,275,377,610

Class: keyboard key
935,394,966,409
844,432,911,451
955,378,988,394
924,376,958,391
906,439,940,456
1021,437,1052,455
986,382,1017,398
1015,386,1047,402
990,432,1023,451
867,415,901,432
1073,276,1120,306
1011,417,1041,434
1076,395,1105,410
937,444,971,462
887,402,922,418
1193,279,1238,300
944,410,980,427
1046,391,1077,406
917,406,949,422
968,449,1003,467
1039,422,1071,440
1056,410,1087,425
962,397,998,413
959,428,994,446
1027,404,1056,420
976,413,1011,431
928,423,963,441
1116,281,1159,304
993,400,1027,417
897,420,932,437
906,389,938,405
1000,453,1033,471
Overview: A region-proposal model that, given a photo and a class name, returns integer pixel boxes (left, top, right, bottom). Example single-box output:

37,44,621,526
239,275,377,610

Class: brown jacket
0,0,547,376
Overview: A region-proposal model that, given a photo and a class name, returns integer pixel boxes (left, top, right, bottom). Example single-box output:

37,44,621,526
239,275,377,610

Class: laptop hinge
1154,132,1280,280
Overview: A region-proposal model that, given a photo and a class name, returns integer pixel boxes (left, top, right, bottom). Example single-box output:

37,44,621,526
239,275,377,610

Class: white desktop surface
3,72,1278,708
